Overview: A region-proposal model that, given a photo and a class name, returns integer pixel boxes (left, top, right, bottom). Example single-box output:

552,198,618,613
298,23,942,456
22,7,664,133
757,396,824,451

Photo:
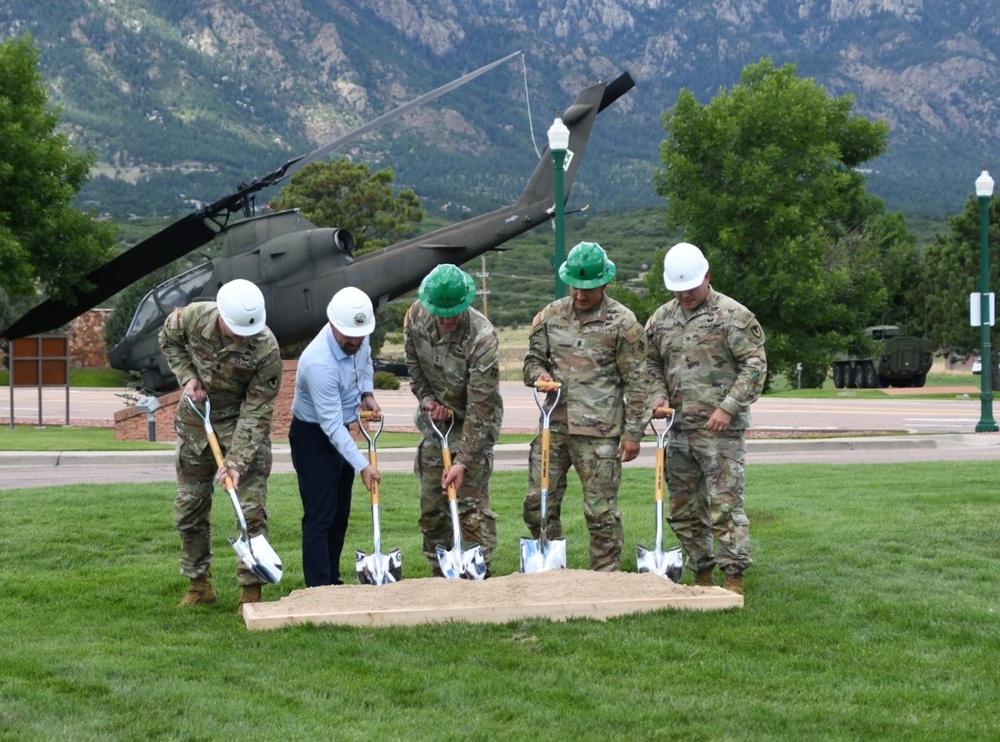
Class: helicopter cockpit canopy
124,262,214,341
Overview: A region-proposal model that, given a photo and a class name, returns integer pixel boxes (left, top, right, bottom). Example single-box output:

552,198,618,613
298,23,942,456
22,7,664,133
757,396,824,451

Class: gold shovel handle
540,427,550,492
440,426,459,504
649,407,674,504
205,429,236,493
359,411,381,504
534,379,561,393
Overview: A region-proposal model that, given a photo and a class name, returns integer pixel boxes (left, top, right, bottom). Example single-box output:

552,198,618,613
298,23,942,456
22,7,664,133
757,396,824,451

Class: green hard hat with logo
558,241,617,289
419,264,477,318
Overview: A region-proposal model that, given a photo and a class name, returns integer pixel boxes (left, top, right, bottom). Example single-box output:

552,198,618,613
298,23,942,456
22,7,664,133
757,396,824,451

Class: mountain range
3,0,999,221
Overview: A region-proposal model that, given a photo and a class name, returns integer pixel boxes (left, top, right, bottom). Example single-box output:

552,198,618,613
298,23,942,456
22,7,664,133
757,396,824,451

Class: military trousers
522,428,623,571
173,435,272,586
666,427,752,575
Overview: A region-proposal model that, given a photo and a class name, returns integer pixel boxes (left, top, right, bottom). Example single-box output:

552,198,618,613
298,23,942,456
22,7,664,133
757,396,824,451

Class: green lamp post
975,169,998,432
548,117,570,299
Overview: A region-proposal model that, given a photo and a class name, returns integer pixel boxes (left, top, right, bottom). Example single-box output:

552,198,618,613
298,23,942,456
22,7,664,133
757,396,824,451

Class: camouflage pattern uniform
522,294,648,571
404,302,503,576
158,302,282,586
645,287,766,577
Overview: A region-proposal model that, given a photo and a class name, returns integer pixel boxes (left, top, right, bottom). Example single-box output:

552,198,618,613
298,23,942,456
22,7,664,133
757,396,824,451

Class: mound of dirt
243,569,742,630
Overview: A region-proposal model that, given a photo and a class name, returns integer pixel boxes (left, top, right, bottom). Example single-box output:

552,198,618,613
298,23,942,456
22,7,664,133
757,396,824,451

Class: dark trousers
289,416,356,587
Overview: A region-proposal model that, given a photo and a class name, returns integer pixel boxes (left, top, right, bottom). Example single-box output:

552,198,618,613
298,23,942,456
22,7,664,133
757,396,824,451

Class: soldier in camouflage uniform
646,242,766,596
404,264,502,576
158,279,282,613
522,242,648,571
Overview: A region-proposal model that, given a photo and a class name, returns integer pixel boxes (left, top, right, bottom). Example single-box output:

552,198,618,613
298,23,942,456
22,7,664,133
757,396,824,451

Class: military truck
831,325,933,389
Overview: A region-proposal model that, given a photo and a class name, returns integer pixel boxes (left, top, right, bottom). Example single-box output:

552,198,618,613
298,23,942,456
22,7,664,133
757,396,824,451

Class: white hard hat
663,242,709,291
216,279,266,336
327,287,375,337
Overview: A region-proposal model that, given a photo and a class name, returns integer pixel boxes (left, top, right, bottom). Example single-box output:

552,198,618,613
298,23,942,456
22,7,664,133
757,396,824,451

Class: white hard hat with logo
327,286,375,337
663,242,709,291
216,279,267,336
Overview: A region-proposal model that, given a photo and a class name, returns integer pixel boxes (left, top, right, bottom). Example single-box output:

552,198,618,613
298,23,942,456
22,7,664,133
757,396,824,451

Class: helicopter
3,54,634,392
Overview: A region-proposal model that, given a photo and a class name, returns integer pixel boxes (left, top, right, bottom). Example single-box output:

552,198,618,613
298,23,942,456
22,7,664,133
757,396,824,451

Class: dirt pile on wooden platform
243,569,742,630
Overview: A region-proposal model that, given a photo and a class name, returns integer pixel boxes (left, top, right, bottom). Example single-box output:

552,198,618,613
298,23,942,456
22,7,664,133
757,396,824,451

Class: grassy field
0,425,536,451
1,462,998,739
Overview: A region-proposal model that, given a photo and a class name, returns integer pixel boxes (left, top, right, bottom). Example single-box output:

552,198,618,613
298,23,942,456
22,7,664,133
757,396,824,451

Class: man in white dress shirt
289,287,381,587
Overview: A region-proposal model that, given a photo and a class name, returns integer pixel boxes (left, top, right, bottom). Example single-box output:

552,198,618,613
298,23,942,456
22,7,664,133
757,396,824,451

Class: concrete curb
3,434,997,469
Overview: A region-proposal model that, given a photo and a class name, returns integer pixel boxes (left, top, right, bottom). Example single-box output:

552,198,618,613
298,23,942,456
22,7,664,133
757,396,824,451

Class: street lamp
548,117,570,299
975,169,998,432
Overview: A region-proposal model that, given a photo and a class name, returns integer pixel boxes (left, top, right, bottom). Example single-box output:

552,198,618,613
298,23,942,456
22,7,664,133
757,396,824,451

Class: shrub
374,370,400,390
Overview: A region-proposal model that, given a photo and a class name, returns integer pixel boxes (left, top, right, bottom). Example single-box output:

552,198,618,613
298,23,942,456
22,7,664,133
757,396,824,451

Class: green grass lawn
0,425,535,451
0,368,131,387
1,463,998,739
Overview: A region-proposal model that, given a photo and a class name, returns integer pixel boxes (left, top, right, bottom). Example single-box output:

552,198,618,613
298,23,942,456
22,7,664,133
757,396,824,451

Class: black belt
294,414,353,430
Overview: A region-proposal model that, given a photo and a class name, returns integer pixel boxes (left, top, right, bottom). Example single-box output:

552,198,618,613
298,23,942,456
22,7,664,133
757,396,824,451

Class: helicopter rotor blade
2,214,217,339
275,50,523,185
1,51,523,340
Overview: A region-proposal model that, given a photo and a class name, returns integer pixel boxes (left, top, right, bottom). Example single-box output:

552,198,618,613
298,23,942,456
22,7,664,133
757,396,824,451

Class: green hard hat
558,241,617,289
419,264,477,318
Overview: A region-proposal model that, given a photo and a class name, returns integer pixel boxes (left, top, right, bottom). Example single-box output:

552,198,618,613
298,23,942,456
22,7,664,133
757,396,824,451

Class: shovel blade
519,536,567,573
436,544,487,580
230,534,283,585
355,548,403,585
636,544,683,583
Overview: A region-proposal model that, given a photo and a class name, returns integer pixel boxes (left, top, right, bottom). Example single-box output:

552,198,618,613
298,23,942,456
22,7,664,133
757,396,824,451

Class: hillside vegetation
4,1,1000,220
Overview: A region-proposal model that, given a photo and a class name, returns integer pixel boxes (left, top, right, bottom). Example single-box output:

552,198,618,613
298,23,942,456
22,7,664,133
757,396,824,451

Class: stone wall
115,360,299,442
68,309,111,369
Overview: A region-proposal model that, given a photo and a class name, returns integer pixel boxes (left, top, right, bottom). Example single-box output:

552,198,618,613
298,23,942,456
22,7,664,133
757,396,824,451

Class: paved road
2,382,999,489
1,381,990,434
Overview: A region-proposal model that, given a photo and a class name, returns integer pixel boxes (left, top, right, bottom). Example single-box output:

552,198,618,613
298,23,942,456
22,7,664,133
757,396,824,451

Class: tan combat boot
236,585,262,616
694,569,715,587
177,575,217,608
722,573,744,595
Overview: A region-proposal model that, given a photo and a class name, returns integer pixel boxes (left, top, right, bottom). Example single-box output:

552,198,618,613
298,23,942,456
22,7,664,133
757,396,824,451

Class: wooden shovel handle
360,410,382,421
205,430,236,492
654,446,665,503
368,448,380,504
535,379,561,393
441,442,458,503
540,427,550,492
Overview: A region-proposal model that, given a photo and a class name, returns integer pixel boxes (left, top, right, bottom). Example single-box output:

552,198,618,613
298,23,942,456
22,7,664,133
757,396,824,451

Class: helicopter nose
106,339,129,370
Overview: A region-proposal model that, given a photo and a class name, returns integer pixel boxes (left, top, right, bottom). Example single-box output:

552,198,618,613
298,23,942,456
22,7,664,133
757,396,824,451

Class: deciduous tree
654,59,917,387
0,35,116,305
268,160,423,254
922,197,999,356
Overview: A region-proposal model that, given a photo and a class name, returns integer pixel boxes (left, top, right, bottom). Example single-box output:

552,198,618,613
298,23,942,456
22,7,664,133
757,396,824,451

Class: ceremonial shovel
519,380,567,573
183,394,283,584
425,409,486,580
636,407,684,582
355,410,403,585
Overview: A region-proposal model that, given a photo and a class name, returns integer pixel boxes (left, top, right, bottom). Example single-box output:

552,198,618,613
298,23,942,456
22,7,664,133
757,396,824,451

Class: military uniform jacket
645,287,766,431
158,301,283,474
523,294,648,441
404,302,503,469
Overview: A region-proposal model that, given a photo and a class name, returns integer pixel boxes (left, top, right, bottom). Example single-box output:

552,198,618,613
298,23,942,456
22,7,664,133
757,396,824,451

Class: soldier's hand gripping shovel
183,394,283,584
520,380,567,573
637,407,684,583
355,410,402,585
425,409,486,580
